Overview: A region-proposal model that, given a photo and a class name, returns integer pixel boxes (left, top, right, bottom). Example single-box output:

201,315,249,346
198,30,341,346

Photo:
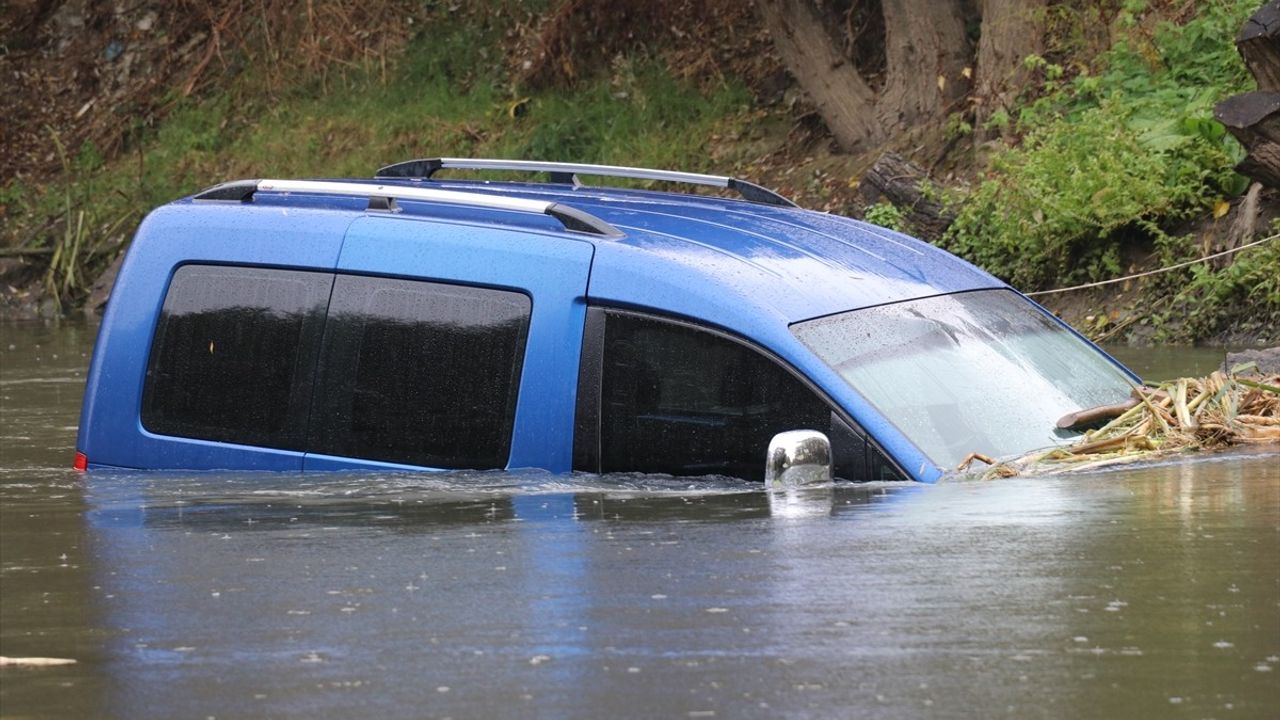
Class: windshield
792,289,1136,469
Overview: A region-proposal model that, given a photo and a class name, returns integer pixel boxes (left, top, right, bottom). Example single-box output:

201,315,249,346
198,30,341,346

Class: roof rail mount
191,179,623,237
374,158,798,208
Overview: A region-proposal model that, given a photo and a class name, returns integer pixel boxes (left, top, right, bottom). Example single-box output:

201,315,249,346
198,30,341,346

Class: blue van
75,158,1139,482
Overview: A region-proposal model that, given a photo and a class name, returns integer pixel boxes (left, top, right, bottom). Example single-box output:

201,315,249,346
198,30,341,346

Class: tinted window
142,265,331,449
310,275,530,469
595,313,847,481
829,414,907,483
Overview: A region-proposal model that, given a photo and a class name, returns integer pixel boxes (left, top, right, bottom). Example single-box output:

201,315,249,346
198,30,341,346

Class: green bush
1152,228,1280,343
943,100,1240,289
943,0,1258,293
863,201,905,232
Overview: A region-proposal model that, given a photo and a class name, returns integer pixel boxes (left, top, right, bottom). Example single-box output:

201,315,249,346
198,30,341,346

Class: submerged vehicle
75,158,1139,482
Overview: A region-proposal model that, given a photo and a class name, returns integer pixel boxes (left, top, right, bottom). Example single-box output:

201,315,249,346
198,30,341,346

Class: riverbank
2,0,1276,344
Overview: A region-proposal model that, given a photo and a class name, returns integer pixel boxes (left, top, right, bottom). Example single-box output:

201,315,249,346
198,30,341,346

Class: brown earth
1,0,415,187
2,1,1274,348
1,1,213,184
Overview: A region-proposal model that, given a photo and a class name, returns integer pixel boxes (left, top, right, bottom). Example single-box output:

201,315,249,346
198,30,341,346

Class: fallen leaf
1213,199,1230,219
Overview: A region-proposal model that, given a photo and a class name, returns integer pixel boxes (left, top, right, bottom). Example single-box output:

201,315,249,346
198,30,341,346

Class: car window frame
140,264,534,471
572,306,908,481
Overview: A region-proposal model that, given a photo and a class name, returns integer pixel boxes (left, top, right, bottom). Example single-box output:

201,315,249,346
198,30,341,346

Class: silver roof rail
374,158,798,208
192,178,622,237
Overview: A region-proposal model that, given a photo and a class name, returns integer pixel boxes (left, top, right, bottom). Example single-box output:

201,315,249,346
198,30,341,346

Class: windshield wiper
1056,388,1168,431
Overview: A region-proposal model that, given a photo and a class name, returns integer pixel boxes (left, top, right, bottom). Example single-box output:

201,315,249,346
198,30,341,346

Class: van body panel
77,204,354,470
574,200,1003,324
301,453,449,473
307,215,594,473
76,175,1141,483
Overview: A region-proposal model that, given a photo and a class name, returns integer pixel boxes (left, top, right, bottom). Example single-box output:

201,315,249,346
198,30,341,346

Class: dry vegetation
961,369,1280,479
1,0,1276,344
0,0,415,183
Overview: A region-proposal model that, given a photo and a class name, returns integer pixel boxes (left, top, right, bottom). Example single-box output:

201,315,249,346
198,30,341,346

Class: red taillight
73,452,88,471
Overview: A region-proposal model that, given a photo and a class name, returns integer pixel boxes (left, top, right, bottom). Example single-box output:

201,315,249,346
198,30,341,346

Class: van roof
179,174,1005,327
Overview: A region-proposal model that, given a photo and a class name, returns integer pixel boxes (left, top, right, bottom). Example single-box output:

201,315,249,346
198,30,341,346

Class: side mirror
764,430,833,489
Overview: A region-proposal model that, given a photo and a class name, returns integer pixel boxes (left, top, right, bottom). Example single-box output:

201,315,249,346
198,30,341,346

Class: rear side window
309,275,530,469
142,265,332,449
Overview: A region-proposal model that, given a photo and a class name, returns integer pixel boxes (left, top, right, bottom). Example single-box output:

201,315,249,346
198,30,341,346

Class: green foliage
7,6,748,308
1022,1,1254,130
30,130,137,310
946,104,1190,288
503,61,747,169
863,201,905,232
944,0,1258,294
75,141,104,172
0,180,26,214
944,112,973,140
980,108,1009,132
1150,228,1280,342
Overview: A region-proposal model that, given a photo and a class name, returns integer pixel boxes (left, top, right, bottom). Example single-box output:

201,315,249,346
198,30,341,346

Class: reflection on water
2,321,1278,719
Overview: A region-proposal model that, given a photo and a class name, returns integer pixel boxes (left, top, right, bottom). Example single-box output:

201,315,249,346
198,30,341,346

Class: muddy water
1,321,1277,719
1103,345,1242,383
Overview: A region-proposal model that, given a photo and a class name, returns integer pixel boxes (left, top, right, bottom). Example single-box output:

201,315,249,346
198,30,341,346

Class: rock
0,257,30,285
1223,346,1280,375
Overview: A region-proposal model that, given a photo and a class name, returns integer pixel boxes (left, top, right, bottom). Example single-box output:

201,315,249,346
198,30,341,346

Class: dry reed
956,369,1280,479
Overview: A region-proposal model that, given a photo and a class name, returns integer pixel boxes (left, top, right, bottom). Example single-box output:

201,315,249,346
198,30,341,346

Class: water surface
2,321,1277,719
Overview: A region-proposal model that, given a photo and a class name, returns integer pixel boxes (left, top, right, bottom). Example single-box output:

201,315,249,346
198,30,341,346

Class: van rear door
302,216,594,473
77,204,352,471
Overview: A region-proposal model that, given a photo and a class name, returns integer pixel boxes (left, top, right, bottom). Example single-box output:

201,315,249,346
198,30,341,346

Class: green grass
10,0,1273,342
3,13,750,305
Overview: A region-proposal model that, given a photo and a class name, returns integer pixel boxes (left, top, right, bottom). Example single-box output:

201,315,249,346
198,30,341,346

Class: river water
1,320,1277,719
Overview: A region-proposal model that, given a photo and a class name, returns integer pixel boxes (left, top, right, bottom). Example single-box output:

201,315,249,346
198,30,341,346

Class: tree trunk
972,0,1045,144
859,152,956,240
1217,1,1280,188
1238,0,1280,92
876,0,970,135
757,0,970,155
1213,0,1280,189
756,0,885,153
1216,92,1280,188
1218,182,1263,270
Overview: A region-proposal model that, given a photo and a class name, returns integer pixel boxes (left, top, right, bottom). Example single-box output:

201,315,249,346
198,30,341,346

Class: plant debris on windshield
958,367,1280,479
